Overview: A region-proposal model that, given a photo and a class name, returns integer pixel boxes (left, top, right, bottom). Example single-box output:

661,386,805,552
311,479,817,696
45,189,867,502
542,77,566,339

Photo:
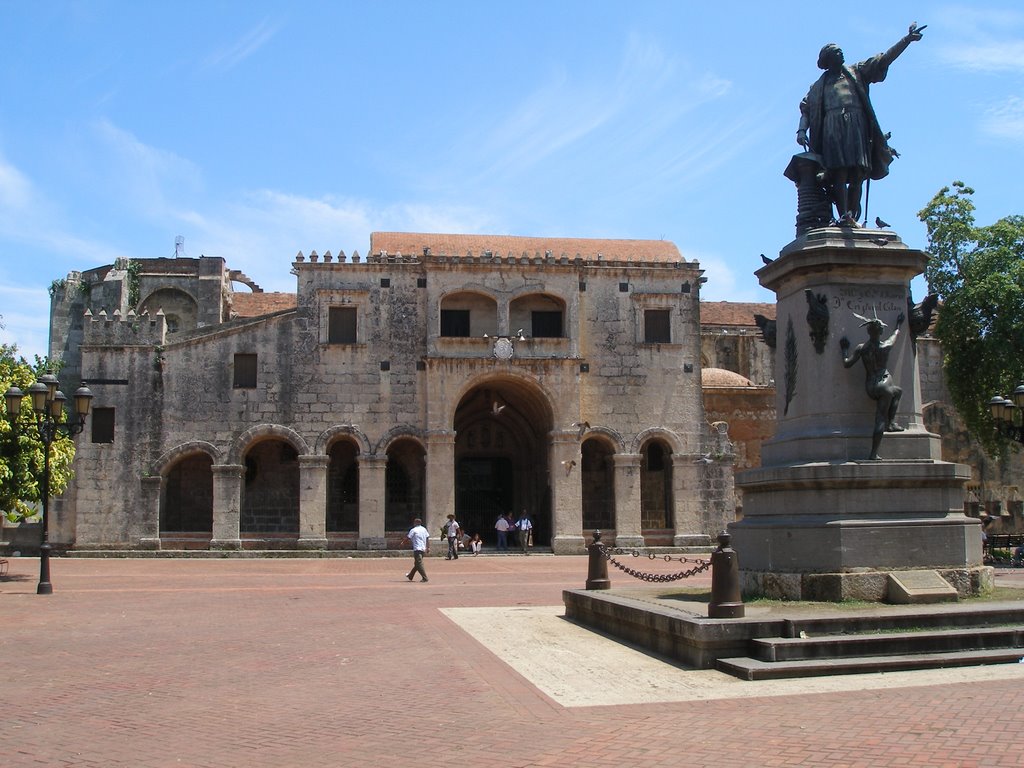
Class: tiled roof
231,292,297,317
701,301,776,327
370,232,684,263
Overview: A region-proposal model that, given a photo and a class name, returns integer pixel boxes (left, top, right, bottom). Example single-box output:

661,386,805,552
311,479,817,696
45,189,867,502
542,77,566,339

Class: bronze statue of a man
840,311,905,460
797,23,925,227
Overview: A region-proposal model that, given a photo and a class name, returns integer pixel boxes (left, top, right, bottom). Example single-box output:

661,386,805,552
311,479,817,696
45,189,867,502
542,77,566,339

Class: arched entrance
241,439,300,536
160,452,213,534
453,378,553,547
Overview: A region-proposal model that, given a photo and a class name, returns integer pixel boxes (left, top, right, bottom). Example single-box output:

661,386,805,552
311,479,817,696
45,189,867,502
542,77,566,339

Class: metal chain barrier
597,544,712,583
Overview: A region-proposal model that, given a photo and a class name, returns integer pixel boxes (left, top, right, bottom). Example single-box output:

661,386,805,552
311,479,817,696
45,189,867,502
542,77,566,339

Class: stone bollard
708,531,744,618
585,530,611,590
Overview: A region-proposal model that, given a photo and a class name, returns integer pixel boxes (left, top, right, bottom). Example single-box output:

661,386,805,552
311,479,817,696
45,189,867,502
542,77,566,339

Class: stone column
550,429,584,554
425,430,456,547
136,475,163,550
211,464,243,550
671,456,709,547
358,454,387,550
612,453,643,548
298,454,330,550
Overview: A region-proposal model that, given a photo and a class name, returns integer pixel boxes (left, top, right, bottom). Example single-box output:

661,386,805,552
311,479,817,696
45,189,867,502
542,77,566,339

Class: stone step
753,626,1024,662
780,605,1024,637
717,648,1024,681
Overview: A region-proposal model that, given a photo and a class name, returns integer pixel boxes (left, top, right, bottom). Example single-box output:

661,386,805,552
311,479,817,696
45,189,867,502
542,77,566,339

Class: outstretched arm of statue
881,22,925,65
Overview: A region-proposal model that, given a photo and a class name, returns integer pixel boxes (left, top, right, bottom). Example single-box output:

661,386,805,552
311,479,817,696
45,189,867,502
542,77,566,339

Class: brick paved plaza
3,554,1024,767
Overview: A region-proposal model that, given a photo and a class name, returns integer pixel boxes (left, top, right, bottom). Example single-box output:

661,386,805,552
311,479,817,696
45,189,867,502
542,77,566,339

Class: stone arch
581,426,625,454
451,370,558,430
452,372,556,546
240,439,300,536
439,289,498,337
509,291,567,338
158,447,215,535
630,427,683,455
138,287,199,335
384,437,426,532
639,436,675,532
151,441,220,477
229,424,310,465
375,425,426,455
327,438,360,533
315,424,371,455
581,436,616,531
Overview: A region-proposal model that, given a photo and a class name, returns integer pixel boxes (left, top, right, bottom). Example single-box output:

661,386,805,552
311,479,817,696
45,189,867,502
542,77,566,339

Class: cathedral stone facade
41,233,735,554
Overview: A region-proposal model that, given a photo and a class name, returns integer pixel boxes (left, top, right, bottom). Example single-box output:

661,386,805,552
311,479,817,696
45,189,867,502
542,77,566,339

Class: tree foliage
0,344,76,522
919,182,1024,453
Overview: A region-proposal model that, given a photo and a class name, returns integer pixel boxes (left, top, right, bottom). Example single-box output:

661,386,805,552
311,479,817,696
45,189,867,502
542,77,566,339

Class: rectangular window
233,353,257,388
328,306,357,344
644,309,671,343
91,407,115,444
440,309,471,337
531,311,562,338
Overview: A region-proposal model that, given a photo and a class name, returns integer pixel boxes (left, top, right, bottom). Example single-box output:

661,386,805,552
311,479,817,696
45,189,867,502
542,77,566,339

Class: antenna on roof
174,235,186,257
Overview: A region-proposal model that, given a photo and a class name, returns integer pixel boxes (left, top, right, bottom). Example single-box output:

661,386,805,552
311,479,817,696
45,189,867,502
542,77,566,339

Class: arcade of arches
156,380,690,551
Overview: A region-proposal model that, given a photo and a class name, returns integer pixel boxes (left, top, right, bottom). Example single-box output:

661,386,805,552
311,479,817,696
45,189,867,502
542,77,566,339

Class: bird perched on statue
875,216,891,229
760,253,774,265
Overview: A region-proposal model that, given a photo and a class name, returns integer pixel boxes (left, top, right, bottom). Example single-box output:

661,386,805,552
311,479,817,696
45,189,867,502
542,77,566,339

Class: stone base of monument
732,458,985,600
731,228,983,601
739,566,991,603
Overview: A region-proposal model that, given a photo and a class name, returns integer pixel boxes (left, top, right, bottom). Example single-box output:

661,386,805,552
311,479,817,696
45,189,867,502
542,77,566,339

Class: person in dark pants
404,518,429,582
444,513,461,560
494,512,510,551
516,510,533,554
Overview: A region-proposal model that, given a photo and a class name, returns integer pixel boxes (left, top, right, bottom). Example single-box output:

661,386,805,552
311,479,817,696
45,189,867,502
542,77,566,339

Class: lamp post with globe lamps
4,374,93,595
989,385,1024,445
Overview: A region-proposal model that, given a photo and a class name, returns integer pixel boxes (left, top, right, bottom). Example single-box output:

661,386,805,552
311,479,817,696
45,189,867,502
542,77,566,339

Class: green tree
918,181,1024,452
0,344,76,522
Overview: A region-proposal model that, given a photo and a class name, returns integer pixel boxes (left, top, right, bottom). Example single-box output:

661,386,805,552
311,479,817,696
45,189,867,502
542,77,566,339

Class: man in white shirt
494,513,510,552
444,513,461,560
516,510,533,554
404,518,430,582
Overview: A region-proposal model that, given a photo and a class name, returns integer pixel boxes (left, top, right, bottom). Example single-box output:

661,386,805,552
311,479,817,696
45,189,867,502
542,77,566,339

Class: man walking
404,517,430,582
516,510,533,554
443,513,461,560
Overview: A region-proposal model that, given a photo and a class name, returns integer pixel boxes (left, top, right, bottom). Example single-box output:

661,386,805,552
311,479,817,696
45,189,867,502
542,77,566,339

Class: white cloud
981,96,1024,140
932,5,1024,72
202,18,279,72
0,156,33,211
93,119,203,217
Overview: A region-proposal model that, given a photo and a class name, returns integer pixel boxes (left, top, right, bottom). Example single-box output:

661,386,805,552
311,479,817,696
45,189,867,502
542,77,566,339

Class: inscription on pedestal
834,286,904,315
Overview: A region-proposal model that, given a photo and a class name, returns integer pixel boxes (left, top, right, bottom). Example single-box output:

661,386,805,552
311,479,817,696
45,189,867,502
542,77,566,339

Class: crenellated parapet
293,248,698,272
83,308,167,347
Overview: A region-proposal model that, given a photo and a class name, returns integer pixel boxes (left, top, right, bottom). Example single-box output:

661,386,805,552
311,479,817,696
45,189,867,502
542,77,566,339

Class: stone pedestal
731,229,985,601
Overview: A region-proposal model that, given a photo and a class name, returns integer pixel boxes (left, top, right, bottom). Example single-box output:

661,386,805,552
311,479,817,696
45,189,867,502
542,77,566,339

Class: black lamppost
989,384,1024,445
4,374,93,594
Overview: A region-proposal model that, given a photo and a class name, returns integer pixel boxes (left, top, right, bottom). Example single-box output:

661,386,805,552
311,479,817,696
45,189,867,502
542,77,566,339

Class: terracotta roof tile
370,232,684,263
701,301,776,327
232,292,297,318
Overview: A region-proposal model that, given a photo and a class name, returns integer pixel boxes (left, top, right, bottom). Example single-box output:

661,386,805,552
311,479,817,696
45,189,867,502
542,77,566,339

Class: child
469,533,483,555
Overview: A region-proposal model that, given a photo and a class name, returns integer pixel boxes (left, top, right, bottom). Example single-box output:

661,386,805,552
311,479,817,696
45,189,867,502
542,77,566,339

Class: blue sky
1,1,1021,360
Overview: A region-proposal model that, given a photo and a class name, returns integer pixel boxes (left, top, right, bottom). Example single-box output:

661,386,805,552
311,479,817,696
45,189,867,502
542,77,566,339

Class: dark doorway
456,457,513,544
453,379,553,548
